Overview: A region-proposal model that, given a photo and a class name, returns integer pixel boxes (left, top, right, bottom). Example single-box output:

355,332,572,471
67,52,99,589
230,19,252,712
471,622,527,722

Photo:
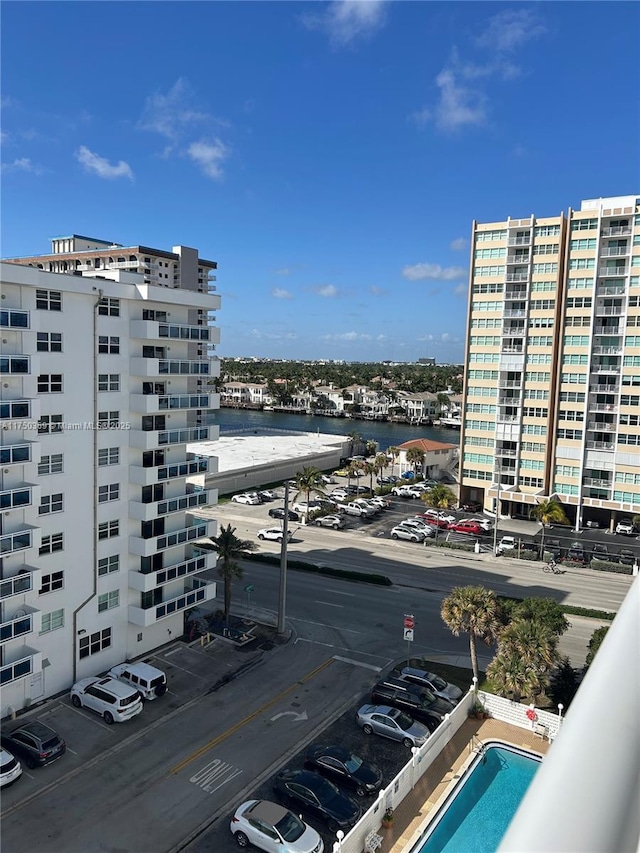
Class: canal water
211,407,459,451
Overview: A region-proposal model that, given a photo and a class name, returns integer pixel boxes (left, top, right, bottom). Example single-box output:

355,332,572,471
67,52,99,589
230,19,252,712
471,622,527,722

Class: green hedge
497,594,616,622
591,558,633,575
246,553,392,586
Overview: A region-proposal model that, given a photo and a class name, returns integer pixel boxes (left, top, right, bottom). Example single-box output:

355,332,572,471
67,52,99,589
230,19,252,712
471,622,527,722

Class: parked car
0,748,22,787
342,502,375,518
304,745,382,797
422,509,456,525
497,536,516,553
292,501,322,515
355,704,430,748
231,493,260,505
257,490,277,501
273,769,361,832
466,517,493,532
331,488,349,501
447,520,483,536
370,679,454,731
391,485,418,498
591,544,609,560
617,549,636,566
460,500,483,512
108,661,167,701
320,474,337,485
544,538,563,559
567,541,588,563
0,722,66,768
376,476,395,485
391,662,463,704
315,514,345,530
399,518,435,537
70,677,143,724
615,519,635,536
333,469,350,478
351,498,379,515
257,527,293,543
416,512,449,529
269,507,300,522
369,496,391,510
230,799,324,853
390,524,425,542
346,484,368,495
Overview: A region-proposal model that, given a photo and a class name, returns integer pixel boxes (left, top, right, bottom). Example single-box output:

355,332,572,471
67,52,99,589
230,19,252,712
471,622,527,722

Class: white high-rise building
1,236,221,715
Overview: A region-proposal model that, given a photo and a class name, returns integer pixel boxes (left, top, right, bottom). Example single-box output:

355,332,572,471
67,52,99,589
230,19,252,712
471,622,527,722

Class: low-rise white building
396,438,458,478
0,236,220,716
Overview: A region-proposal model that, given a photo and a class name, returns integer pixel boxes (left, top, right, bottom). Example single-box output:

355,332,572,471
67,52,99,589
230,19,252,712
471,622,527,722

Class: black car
273,769,361,832
617,549,636,566
460,500,482,513
591,544,609,560
370,678,454,732
1,721,66,769
304,745,382,797
567,541,588,563
544,538,563,559
268,507,300,522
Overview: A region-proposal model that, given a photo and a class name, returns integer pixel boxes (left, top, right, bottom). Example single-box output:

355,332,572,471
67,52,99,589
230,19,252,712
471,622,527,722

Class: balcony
589,403,618,414
585,440,615,450
129,358,212,377
589,384,619,393
599,266,627,277
128,550,217,593
507,236,531,246
506,254,531,265
128,577,217,627
129,517,216,557
498,380,523,389
0,355,31,375
503,309,526,318
592,346,623,355
593,325,621,335
591,363,621,373
129,425,212,452
582,478,613,488
600,247,629,257
129,455,211,486
504,288,528,299
0,605,39,644
0,485,36,511
601,226,632,237
496,447,518,457
0,442,36,467
0,309,30,329
130,394,214,414
596,284,626,297
0,646,42,686
497,412,521,423
130,319,215,342
501,346,524,354
0,527,35,556
505,273,529,283
594,305,623,316
587,421,616,432
0,566,41,601
129,487,215,522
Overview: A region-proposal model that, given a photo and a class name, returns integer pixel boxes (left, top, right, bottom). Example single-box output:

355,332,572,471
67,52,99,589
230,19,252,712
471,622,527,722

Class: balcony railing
496,448,518,457
504,288,528,299
585,440,615,450
0,442,34,466
591,364,621,373
0,647,40,686
129,551,217,593
506,273,529,282
501,346,524,354
497,414,521,422
130,394,213,414
589,403,618,413
130,357,212,377
503,309,526,318
129,518,215,557
128,578,216,627
592,346,622,355
582,478,613,488
129,489,213,522
0,309,30,329
587,421,616,432
0,356,30,375
596,285,626,296
0,613,33,644
600,247,629,257
601,225,632,236
130,426,212,452
0,529,33,556
506,254,531,265
589,384,619,393
129,456,211,486
498,381,523,388
593,325,621,334
594,306,623,316
599,266,627,276
507,236,531,246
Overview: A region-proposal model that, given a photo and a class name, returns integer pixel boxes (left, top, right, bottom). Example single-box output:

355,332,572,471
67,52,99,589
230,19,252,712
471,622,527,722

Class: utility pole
277,482,289,635
493,476,501,556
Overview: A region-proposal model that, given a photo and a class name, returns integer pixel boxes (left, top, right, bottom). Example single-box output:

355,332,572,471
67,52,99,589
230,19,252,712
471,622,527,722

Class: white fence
477,690,563,740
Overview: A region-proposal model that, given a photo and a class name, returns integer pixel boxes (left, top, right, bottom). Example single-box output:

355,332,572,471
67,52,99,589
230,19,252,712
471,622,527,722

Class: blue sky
2,1,638,363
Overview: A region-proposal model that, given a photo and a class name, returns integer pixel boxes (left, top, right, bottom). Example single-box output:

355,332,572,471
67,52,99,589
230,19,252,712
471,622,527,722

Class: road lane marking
189,758,243,794
293,637,390,661
315,600,344,608
170,658,334,775
326,589,356,596
332,655,383,672
289,616,364,634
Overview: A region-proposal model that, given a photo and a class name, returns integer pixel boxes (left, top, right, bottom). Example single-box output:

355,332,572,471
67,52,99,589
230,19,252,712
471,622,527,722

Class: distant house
397,438,458,478
221,381,270,405
395,391,438,421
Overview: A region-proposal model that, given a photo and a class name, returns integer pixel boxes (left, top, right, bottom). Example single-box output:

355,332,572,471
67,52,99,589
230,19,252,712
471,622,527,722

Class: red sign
404,614,415,630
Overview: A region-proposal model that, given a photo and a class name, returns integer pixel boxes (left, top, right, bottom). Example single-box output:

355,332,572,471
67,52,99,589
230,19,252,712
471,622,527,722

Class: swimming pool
413,742,541,853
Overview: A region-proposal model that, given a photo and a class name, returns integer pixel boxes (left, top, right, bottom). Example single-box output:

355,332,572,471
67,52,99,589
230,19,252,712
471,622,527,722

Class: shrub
246,553,392,585
513,550,540,561
590,558,633,575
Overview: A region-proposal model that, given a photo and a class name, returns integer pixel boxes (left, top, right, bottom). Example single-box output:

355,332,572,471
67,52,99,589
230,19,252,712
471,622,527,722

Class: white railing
585,440,615,450
499,576,639,853
506,273,529,282
508,237,531,246
599,266,627,276
599,247,629,257
507,255,531,265
601,226,631,236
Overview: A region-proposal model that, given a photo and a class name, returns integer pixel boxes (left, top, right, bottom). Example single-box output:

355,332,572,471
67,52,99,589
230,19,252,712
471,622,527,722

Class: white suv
70,677,143,724
108,662,167,701
615,519,635,536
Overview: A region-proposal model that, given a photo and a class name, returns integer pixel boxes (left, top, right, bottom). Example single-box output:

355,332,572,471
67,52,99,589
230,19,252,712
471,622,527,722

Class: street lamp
277,483,289,635
492,476,502,556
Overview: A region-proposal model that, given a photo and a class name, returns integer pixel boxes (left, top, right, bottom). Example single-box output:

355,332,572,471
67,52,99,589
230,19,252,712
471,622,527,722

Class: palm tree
406,447,425,477
486,651,542,703
209,524,257,623
499,619,559,673
292,466,327,522
441,586,501,681
422,484,457,510
532,499,569,558
363,462,376,496
365,439,378,459
374,452,389,486
387,446,400,479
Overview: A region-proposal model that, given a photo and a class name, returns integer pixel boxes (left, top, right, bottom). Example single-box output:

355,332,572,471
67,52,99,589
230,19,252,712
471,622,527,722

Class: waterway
211,407,459,451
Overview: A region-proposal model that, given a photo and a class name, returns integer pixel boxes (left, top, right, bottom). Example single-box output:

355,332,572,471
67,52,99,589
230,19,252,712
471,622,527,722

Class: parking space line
161,659,210,679
63,702,117,733
66,747,79,755
170,657,335,775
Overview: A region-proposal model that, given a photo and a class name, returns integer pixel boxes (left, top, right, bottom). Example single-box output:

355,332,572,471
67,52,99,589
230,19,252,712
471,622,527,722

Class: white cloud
313,284,339,297
274,267,291,276
476,9,546,53
138,78,209,141
369,285,388,296
453,282,469,297
402,262,467,281
1,157,43,175
250,328,298,341
271,288,293,300
186,138,228,179
75,146,133,180
433,68,487,132
321,331,373,341
301,0,388,48
450,237,467,251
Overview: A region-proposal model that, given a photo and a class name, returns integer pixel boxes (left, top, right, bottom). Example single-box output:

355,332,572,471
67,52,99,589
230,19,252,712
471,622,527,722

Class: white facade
0,242,221,716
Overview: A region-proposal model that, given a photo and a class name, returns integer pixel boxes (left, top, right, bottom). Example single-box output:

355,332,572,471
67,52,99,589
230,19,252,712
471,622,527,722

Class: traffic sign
244,584,255,593
404,614,415,630
403,628,414,642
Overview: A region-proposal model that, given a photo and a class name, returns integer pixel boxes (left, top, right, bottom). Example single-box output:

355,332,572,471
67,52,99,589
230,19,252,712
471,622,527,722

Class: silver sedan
355,704,430,748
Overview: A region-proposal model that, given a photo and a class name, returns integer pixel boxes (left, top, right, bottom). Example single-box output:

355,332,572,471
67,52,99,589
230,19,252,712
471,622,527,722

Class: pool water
416,744,541,853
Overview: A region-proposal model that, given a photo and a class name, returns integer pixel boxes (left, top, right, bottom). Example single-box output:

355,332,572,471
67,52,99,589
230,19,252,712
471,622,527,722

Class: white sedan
230,799,324,853
390,524,425,542
257,527,293,542
232,493,261,505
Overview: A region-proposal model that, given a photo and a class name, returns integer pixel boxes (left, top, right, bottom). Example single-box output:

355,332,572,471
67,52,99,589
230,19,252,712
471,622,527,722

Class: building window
620,394,640,405
534,225,561,237
563,335,590,347
38,415,63,434
98,448,120,466
472,282,504,293
525,389,549,400
526,354,552,364
568,258,595,270
474,248,506,259
40,571,64,593
97,590,119,613
530,299,556,310
565,316,590,327
98,484,120,503
625,336,640,348
476,229,507,242
98,520,119,540
79,627,112,659
39,493,63,515
569,238,597,251
98,374,120,392
39,533,64,555
530,281,557,292
529,317,554,328
98,297,120,316
533,243,559,255
558,410,583,422
531,262,558,274
557,428,583,440
38,374,63,393
474,265,505,277
520,476,544,488
525,372,551,382
36,289,62,311
97,411,120,428
623,356,640,367
41,609,64,633
98,555,120,576
566,297,592,309
522,424,547,436
36,333,63,352
98,336,120,354
38,454,64,475
620,413,640,426
559,391,586,402
571,218,598,231
523,407,548,418
563,354,589,365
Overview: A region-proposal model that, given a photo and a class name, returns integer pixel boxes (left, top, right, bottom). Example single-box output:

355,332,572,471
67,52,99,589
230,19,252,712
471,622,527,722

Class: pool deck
381,718,551,853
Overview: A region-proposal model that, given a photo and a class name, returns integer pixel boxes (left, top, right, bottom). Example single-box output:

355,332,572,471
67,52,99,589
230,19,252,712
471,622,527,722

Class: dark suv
370,678,454,731
0,721,66,769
